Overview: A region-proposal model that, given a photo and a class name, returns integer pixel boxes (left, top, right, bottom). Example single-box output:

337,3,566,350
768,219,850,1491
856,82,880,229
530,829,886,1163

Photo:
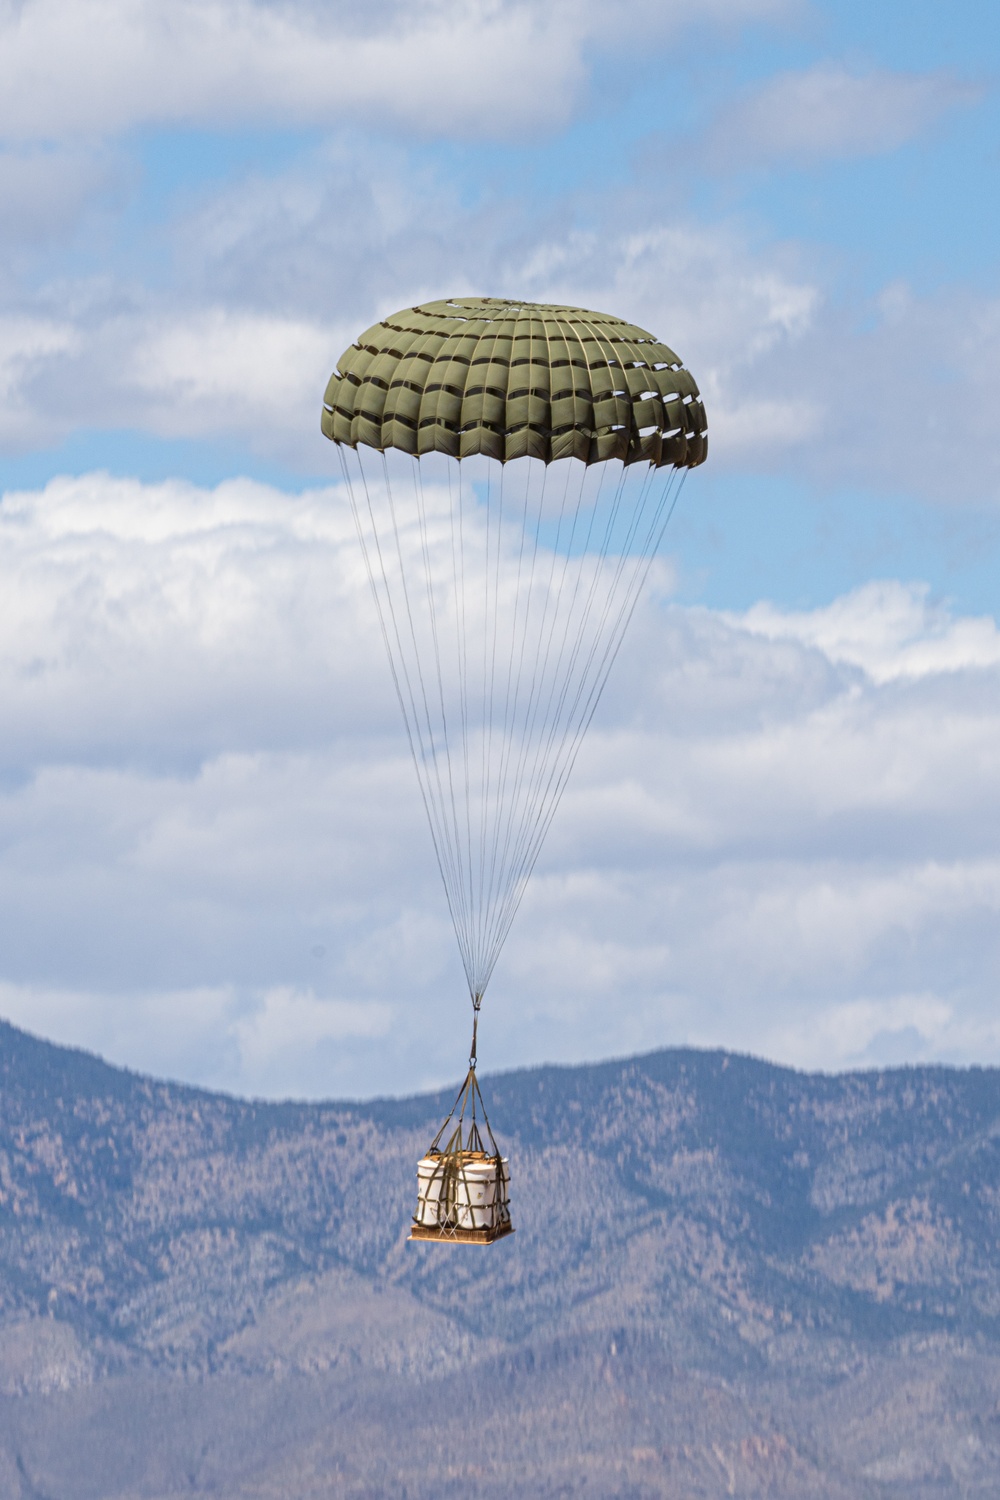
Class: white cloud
0,0,786,143
0,472,396,767
738,581,1000,683
764,992,974,1073
708,65,981,167
499,859,1000,1074
0,317,80,437
0,473,998,1096
0,979,394,1100
130,309,341,441
0,297,352,458
812,282,1000,502
230,986,395,1099
0,147,119,245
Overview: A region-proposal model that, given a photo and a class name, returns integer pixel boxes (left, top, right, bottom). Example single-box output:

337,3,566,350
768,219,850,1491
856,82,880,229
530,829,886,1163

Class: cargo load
409,1064,513,1245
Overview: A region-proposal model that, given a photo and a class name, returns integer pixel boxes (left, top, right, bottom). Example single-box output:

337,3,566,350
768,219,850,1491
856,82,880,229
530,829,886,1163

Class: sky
1,0,999,1100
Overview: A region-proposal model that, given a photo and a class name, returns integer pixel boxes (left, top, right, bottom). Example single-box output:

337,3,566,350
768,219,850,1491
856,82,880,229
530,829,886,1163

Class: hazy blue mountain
0,1019,996,1496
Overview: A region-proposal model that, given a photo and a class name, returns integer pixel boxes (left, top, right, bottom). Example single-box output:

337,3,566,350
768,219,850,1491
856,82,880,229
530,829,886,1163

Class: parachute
323,297,707,1242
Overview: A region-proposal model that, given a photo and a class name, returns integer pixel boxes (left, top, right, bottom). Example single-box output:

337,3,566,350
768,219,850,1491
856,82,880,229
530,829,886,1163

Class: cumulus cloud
129,309,341,443
0,979,396,1101
738,581,1000,683
0,0,785,143
0,300,350,459
0,472,395,767
707,65,981,168
0,0,575,140
0,473,998,1096
499,581,1000,1076
0,67,993,505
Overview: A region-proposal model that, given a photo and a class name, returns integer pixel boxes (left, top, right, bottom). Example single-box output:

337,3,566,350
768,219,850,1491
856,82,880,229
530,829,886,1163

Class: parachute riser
469,992,482,1070
428,1060,498,1160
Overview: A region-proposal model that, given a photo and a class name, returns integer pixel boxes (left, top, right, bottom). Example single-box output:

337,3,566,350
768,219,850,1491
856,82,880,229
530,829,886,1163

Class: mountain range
0,1020,996,1495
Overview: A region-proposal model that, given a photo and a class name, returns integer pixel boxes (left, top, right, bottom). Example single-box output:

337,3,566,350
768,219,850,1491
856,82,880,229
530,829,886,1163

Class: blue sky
1,0,999,1098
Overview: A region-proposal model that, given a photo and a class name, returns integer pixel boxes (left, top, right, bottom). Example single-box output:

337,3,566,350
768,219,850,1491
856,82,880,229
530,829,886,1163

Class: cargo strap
428,1061,499,1161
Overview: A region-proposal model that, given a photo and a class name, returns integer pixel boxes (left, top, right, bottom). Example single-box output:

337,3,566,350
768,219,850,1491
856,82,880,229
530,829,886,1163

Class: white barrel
414,1151,510,1233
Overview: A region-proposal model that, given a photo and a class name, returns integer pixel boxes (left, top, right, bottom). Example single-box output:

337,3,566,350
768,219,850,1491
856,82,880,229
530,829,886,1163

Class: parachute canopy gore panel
321,296,708,470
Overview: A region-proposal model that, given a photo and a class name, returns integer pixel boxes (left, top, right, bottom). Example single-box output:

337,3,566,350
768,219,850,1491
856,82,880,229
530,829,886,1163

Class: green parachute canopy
322,296,707,468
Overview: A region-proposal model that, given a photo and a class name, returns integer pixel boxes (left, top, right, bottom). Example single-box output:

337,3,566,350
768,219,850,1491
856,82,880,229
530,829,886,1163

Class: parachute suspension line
479,459,548,984
407,451,479,995
387,453,465,923
507,460,627,867
487,457,575,927
406,451,472,973
480,463,686,979
493,469,571,904
499,465,689,940
341,443,472,995
477,460,495,964
339,446,442,868
413,450,473,978
451,459,476,981
560,465,687,784
475,456,618,977
342,439,689,1014
478,457,637,984
482,459,548,961
523,461,682,848
479,459,506,993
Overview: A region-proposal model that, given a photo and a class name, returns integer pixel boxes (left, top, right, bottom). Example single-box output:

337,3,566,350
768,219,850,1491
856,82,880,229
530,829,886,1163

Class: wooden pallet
408,1221,515,1245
